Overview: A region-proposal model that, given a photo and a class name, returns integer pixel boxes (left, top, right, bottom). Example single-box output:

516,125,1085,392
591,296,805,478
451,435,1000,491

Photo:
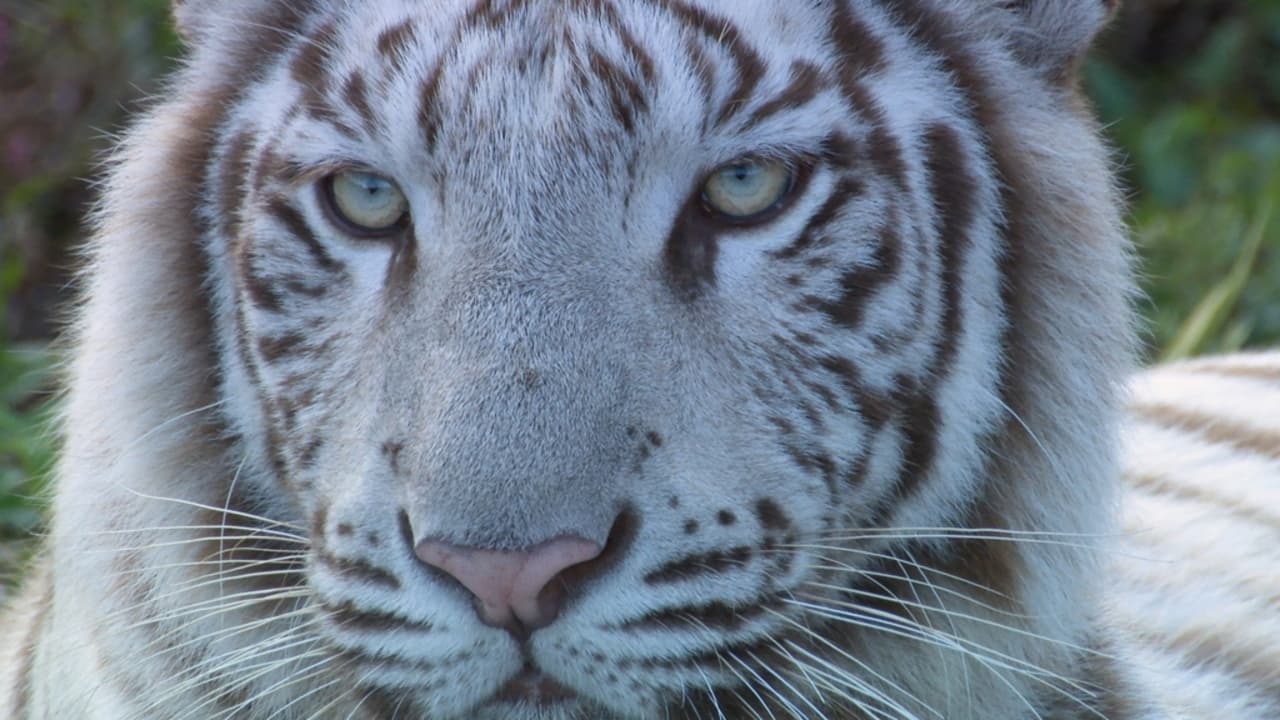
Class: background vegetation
2,1,1278,564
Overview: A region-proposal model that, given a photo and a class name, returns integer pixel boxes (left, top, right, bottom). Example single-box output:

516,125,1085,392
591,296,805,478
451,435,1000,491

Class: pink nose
415,536,604,630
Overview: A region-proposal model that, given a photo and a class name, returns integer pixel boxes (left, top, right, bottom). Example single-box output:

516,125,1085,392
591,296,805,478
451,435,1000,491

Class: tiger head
70,1,1134,717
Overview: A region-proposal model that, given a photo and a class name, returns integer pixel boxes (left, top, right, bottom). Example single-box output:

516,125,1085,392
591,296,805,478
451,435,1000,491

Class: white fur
2,2,1276,719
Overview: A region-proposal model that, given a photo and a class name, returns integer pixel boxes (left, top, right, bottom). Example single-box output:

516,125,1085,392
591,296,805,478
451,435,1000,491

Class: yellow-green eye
324,170,408,235
701,160,794,221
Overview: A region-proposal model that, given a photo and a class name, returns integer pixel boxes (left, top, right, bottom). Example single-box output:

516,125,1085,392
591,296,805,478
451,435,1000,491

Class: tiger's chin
471,698,601,720
376,684,630,720
473,704,585,720
491,668,694,720
351,656,656,720
449,695,590,720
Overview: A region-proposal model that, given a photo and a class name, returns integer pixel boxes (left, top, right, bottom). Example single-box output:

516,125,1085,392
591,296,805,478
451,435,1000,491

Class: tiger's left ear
997,0,1121,79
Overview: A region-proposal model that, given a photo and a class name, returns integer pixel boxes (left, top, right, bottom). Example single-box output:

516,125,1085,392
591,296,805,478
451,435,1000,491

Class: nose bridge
400,285,631,551
394,124,635,548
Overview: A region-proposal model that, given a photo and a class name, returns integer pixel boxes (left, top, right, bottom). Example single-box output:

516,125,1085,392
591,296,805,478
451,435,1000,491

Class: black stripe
322,600,434,634
820,222,903,329
662,184,721,298
770,175,867,262
256,331,310,363
376,19,418,64
643,546,754,585
615,593,786,633
291,20,349,129
1191,362,1280,384
1127,471,1280,531
643,0,765,128
418,62,446,149
343,71,378,134
314,552,402,591
10,570,51,720
586,44,651,133
828,5,904,190
264,198,341,272
1130,402,1280,460
217,131,255,240
888,123,977,505
743,61,828,130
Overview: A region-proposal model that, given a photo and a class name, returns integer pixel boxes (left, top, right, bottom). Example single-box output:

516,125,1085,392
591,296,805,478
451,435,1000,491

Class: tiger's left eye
701,160,795,222
322,170,409,236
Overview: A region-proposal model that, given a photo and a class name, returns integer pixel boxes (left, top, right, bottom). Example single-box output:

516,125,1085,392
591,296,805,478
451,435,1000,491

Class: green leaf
1162,201,1273,361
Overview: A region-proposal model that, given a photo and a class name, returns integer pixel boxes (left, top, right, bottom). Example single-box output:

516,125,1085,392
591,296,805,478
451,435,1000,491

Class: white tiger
1,0,1277,718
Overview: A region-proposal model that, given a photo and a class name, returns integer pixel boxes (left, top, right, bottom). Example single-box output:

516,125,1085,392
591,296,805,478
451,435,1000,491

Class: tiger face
99,0,1130,717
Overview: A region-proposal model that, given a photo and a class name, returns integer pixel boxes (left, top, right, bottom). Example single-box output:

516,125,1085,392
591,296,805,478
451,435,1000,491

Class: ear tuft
1001,0,1120,79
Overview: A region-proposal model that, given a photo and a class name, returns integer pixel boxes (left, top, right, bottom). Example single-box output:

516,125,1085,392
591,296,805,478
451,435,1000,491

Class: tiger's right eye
701,159,795,223
322,170,409,236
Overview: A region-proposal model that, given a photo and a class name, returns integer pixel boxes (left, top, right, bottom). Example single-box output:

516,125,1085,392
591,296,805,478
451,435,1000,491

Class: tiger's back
1108,353,1280,718
1,0,1277,718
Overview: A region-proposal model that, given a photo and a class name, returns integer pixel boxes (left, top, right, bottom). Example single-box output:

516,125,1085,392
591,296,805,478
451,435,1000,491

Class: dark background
2,0,1278,551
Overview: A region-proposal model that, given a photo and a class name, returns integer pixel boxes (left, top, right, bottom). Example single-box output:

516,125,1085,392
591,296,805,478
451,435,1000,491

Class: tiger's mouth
495,664,579,705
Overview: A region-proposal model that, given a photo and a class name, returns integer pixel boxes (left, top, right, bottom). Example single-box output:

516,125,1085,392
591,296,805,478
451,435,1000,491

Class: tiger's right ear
998,0,1122,80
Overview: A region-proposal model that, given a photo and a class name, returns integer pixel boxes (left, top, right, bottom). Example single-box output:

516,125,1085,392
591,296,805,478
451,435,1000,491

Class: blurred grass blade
1161,200,1273,362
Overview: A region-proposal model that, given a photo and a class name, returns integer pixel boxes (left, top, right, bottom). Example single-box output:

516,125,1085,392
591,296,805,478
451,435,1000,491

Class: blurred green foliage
0,342,51,541
1,0,177,554
1,1,1278,549
1086,0,1280,358
1,252,52,564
